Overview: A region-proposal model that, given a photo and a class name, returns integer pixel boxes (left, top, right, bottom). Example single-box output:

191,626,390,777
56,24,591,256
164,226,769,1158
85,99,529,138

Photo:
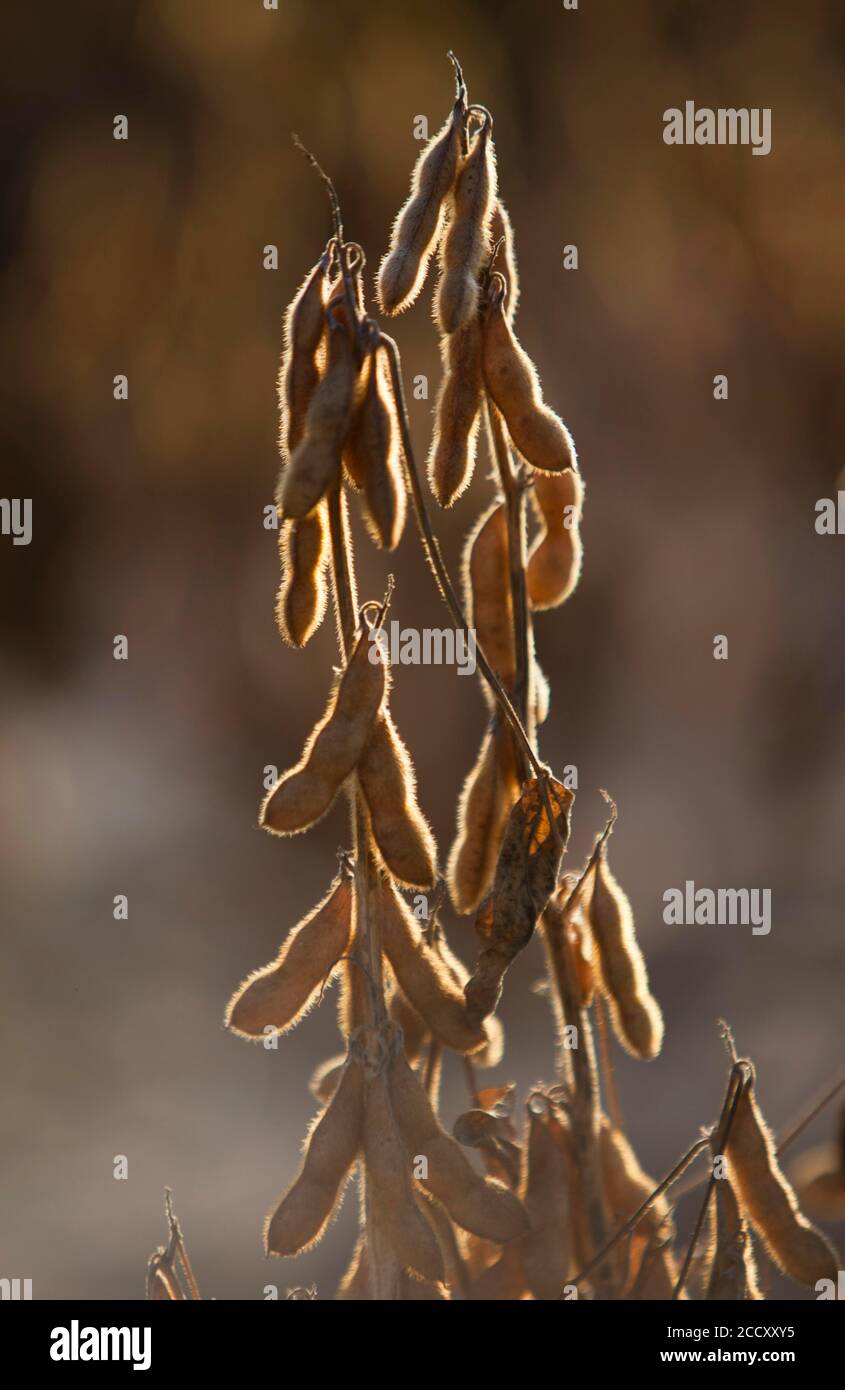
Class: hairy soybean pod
427,314,484,508
482,278,576,474
357,710,437,889
261,627,386,834
465,499,517,692
388,1040,529,1243
448,720,520,915
527,468,584,611
519,1105,573,1299
364,1071,445,1283
280,318,359,520
588,846,664,1060
706,1174,762,1301
278,252,330,463
377,98,464,315
599,1117,680,1298
225,876,353,1039
265,1054,364,1256
343,346,407,550
275,505,329,647
490,200,519,324
381,881,486,1054
435,113,497,335
725,1067,839,1287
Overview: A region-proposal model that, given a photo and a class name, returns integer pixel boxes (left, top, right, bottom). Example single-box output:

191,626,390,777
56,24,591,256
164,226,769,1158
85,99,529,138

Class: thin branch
671,1061,751,1299
566,1136,711,1294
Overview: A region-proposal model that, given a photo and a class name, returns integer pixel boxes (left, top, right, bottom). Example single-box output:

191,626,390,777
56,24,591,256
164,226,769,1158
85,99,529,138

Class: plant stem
485,399,534,769
543,902,612,1291
326,481,396,1297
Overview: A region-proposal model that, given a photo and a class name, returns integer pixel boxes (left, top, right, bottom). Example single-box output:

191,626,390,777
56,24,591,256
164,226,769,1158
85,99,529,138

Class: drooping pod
599,1117,680,1298
427,314,484,508
435,111,497,336
490,200,519,324
279,315,360,520
387,1034,529,1243
265,1052,364,1256
275,505,329,647
277,248,331,464
519,1101,574,1299
357,709,437,889
465,776,573,1027
377,96,465,315
706,1173,762,1301
527,468,584,611
363,1070,445,1283
225,875,353,1039
343,344,407,550
261,626,386,835
588,845,664,1060
381,880,487,1054
724,1065,839,1287
464,499,516,692
482,274,576,474
447,719,520,915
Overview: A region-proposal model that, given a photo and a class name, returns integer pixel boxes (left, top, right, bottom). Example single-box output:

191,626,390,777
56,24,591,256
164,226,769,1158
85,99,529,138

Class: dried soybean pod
427,315,484,507
706,1176,762,1301
364,1070,444,1283
225,876,353,1039
519,1103,573,1299
465,499,516,691
343,345,406,550
278,250,330,462
377,94,464,315
447,719,520,915
261,626,386,834
388,1039,529,1242
280,316,359,520
588,846,664,1060
381,880,486,1054
357,709,437,889
482,275,576,474
275,505,329,647
436,111,497,335
265,1053,364,1256
527,468,584,611
598,1117,681,1298
465,777,573,1027
724,1066,839,1287
490,200,519,324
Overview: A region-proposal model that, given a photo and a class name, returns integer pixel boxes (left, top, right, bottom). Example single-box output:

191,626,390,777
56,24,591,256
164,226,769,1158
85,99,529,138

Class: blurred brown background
1,0,843,1300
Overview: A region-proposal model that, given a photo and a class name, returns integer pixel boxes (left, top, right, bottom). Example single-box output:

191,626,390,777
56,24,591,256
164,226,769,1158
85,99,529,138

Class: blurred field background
1,0,843,1299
